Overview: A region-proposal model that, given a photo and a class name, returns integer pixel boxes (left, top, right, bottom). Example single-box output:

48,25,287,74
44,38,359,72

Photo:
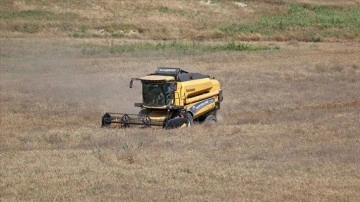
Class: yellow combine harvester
101,67,223,129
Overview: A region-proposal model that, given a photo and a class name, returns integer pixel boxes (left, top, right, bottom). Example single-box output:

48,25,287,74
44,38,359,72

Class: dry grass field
1,0,360,201
1,38,359,201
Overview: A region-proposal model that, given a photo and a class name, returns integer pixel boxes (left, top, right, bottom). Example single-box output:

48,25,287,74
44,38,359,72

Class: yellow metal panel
148,110,168,121
143,105,167,109
194,102,216,117
140,75,175,81
174,82,184,106
181,78,213,98
173,77,221,107
185,91,219,105
209,79,220,93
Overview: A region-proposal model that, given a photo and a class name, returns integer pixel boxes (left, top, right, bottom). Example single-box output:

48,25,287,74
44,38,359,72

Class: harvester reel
141,116,151,127
121,114,131,128
101,113,111,127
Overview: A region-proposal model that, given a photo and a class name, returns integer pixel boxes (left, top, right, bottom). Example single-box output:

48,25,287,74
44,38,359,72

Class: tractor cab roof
149,67,210,82
140,75,175,81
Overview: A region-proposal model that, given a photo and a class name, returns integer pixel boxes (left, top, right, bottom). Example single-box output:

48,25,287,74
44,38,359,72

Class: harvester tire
165,118,188,129
204,114,216,125
186,112,193,126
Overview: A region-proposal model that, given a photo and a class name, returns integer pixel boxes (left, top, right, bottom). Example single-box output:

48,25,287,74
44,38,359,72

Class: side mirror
130,79,133,88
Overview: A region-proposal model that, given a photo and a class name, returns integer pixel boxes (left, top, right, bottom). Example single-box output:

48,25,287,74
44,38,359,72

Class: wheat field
1,38,359,201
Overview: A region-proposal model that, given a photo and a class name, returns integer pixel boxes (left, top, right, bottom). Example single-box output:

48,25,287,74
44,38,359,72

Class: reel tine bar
101,112,162,128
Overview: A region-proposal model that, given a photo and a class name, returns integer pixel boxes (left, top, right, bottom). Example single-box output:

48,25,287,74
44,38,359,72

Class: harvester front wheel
165,117,188,129
186,112,193,127
204,114,216,125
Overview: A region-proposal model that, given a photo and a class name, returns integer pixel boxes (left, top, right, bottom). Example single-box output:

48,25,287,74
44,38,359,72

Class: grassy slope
1,38,360,201
0,0,359,41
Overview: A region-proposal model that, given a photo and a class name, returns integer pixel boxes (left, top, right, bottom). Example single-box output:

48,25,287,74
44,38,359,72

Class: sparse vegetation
77,41,278,56
1,1,359,41
12,23,42,33
79,41,276,55
221,4,360,41
0,9,78,20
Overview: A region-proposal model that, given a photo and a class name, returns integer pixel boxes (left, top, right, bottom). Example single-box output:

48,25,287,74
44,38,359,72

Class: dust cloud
1,39,141,126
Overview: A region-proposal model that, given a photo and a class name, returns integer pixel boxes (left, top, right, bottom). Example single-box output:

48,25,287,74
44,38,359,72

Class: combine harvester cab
101,67,223,129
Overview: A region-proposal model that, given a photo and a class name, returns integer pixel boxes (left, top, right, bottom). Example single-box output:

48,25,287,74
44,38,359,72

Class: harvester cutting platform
101,67,223,129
